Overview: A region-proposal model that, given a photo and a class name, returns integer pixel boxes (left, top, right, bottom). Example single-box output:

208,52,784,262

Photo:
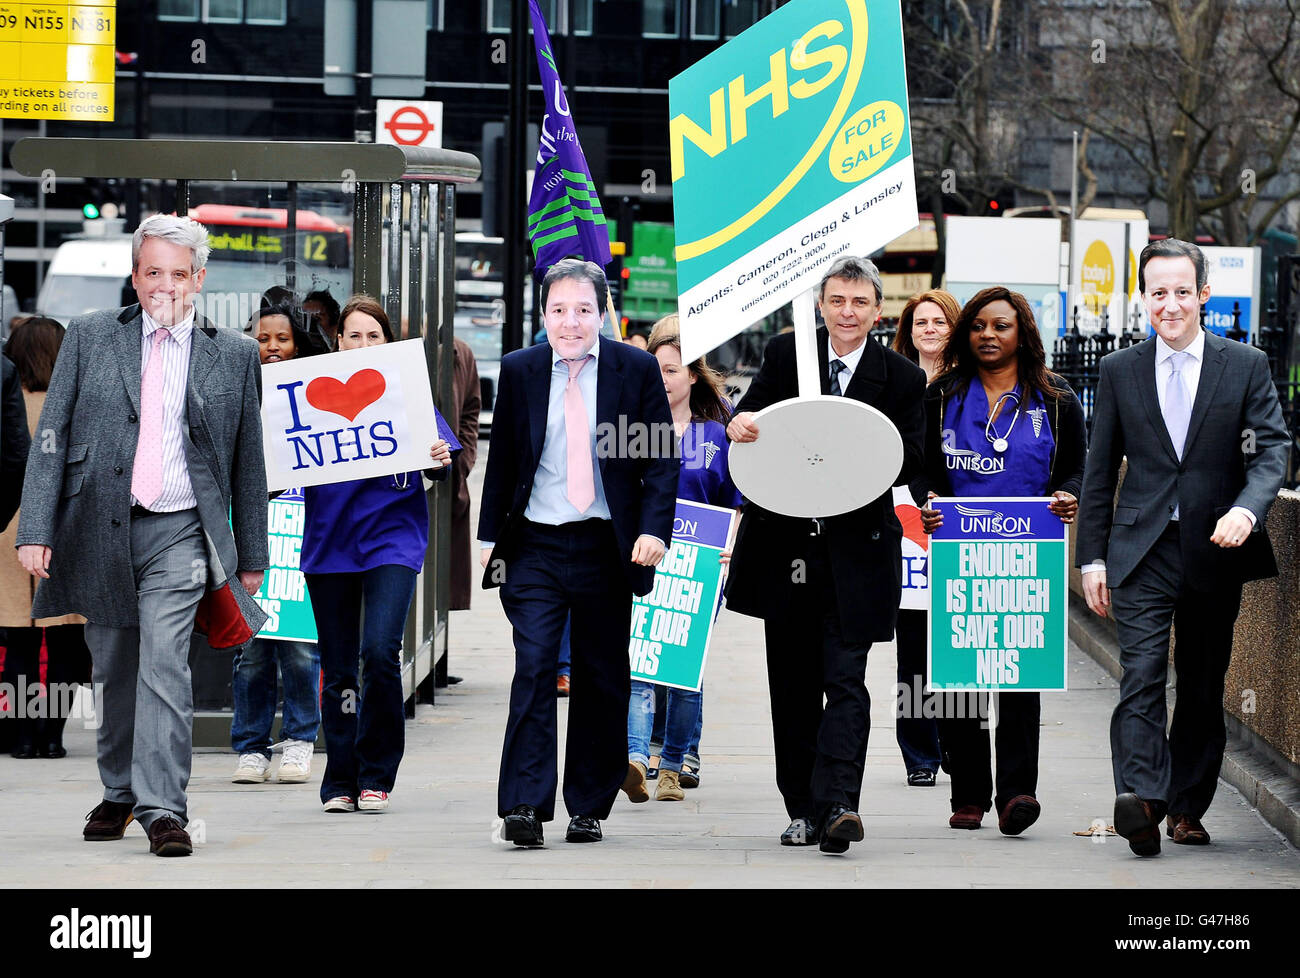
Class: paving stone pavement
3,450,1297,889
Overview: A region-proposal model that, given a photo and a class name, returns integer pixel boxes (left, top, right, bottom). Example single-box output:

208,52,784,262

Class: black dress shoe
502,804,544,848
907,769,937,787
39,742,67,759
10,741,37,759
565,815,603,843
780,816,818,846
819,805,864,854
434,675,463,688
1114,793,1162,857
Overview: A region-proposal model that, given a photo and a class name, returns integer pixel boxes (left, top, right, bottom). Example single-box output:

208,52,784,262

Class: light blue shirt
523,339,612,525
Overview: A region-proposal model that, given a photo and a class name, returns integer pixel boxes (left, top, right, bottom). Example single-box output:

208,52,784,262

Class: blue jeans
894,609,942,774
629,680,702,772
557,615,571,678
650,684,703,769
305,565,417,802
231,638,321,756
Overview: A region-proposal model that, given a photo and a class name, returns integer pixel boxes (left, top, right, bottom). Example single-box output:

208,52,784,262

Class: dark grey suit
1076,329,1287,818
17,304,268,829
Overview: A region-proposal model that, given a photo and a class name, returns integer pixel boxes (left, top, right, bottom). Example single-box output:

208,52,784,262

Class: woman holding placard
889,290,960,787
918,287,1086,834
231,299,328,786
302,295,456,814
621,315,743,804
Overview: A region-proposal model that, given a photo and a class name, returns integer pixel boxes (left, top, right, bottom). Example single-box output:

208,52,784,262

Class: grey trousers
85,508,206,832
1109,523,1241,819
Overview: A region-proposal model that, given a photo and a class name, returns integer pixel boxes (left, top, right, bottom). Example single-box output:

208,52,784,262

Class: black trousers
762,536,872,821
937,691,1040,814
0,624,93,748
1110,522,1240,819
497,519,632,823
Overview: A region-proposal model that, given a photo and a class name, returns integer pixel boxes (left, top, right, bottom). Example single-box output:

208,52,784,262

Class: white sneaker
358,789,389,812
276,740,314,783
232,752,271,783
322,795,356,813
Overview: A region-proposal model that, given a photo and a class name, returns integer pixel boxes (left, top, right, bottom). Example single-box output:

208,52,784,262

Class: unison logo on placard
954,504,1033,538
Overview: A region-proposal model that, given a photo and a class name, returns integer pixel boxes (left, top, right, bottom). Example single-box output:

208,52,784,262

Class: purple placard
931,497,1065,542
672,499,734,549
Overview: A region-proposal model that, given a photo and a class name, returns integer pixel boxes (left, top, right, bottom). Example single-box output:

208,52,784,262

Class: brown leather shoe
997,794,1041,836
949,805,984,830
84,800,135,841
1114,793,1161,856
146,817,193,857
556,675,571,697
1166,813,1211,845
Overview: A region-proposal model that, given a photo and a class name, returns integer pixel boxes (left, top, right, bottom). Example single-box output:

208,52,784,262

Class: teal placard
629,500,735,691
669,0,917,359
252,490,317,644
927,498,1067,692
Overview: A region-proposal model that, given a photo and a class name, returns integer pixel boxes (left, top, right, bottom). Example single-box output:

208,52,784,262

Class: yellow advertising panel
0,3,115,120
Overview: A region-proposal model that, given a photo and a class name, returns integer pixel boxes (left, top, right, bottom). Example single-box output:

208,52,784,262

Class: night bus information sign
0,3,116,121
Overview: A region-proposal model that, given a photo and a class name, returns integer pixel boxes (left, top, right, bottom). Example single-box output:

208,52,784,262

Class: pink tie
132,327,169,508
565,355,595,513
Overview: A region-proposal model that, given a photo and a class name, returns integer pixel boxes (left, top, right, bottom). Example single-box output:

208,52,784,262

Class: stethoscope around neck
985,390,1022,454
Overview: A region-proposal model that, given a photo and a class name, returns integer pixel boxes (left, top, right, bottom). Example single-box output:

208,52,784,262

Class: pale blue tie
1164,350,1192,460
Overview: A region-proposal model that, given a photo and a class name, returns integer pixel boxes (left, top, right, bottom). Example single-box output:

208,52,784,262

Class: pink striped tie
564,355,595,513
132,327,170,509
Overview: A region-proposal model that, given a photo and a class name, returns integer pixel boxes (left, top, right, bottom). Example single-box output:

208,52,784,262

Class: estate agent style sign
670,0,918,518
260,339,458,492
670,0,918,364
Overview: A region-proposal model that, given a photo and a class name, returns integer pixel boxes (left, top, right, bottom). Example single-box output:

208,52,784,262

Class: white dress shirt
135,308,197,511
827,335,868,393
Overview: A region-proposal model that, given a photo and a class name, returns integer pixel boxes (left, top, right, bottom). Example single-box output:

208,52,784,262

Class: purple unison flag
526,0,611,279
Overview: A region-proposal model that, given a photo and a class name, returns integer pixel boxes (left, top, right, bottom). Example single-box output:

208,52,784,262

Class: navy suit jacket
477,335,678,596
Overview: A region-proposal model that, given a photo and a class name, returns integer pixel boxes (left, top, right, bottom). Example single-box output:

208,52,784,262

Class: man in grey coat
16,213,269,857
1076,238,1288,857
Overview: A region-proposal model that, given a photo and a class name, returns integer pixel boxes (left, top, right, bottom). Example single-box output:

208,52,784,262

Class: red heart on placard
897,503,930,552
305,369,387,422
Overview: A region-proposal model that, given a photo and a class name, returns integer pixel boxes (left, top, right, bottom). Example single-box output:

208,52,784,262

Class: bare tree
1034,0,1300,243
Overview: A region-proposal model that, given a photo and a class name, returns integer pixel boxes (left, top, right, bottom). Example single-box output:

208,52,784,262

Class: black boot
10,716,37,758
39,715,68,758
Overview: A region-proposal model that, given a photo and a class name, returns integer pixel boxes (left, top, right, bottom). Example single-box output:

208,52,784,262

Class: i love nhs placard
260,339,441,491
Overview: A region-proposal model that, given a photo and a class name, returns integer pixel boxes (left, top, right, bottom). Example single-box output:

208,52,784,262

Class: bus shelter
12,138,481,746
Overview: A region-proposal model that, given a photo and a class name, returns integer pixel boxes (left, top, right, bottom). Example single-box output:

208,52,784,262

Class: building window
206,0,242,22
644,0,678,37
157,0,285,23
571,0,592,35
723,0,762,37
159,0,199,19
691,0,719,38
245,0,287,24
489,0,562,33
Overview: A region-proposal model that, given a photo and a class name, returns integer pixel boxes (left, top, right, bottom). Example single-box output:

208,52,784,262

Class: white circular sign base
729,396,904,518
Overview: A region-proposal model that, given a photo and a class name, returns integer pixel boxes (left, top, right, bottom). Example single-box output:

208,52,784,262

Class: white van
35,234,134,326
